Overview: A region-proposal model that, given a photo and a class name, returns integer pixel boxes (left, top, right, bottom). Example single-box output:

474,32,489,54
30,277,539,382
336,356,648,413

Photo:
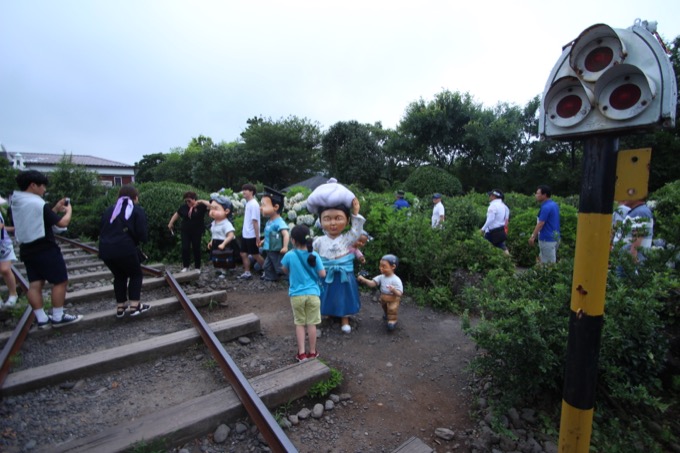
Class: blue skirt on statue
320,254,361,317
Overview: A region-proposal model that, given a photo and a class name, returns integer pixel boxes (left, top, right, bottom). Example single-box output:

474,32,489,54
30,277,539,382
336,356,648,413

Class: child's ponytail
306,235,316,267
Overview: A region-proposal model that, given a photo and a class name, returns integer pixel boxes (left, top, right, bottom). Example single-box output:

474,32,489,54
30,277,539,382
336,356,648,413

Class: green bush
651,180,680,245
463,257,678,451
137,182,210,262
403,166,462,198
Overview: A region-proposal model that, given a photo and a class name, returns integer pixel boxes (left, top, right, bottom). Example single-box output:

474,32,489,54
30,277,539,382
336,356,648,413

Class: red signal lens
609,83,641,110
556,95,583,118
585,47,614,73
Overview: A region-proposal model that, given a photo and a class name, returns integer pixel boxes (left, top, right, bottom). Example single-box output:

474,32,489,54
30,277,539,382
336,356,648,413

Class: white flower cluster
297,214,315,226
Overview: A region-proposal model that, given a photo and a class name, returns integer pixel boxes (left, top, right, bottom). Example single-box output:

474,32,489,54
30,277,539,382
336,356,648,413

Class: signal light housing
539,20,677,139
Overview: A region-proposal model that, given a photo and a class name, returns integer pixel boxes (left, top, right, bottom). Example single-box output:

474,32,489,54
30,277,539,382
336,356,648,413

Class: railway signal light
539,20,677,139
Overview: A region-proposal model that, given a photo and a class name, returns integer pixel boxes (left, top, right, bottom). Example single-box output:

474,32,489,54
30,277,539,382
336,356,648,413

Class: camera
64,198,70,206
358,270,369,278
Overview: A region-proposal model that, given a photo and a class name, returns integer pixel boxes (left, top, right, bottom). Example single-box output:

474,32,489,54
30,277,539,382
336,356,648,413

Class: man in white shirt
431,193,445,228
480,189,510,253
238,183,264,279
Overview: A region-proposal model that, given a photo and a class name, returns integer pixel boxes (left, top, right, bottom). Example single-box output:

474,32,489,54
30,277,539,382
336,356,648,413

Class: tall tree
240,116,322,188
322,120,386,190
134,153,167,183
398,90,481,169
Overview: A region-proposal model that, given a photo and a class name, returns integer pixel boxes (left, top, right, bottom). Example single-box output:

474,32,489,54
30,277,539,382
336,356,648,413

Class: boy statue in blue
259,190,290,281
307,178,366,334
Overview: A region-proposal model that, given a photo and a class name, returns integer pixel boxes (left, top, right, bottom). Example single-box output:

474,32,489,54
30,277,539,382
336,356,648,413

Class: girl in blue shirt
281,225,326,362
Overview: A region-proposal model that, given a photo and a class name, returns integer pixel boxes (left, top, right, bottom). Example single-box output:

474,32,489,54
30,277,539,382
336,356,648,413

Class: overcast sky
1,1,679,166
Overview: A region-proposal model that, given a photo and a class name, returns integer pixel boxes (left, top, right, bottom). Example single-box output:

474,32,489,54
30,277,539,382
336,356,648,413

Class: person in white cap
431,193,445,228
480,189,510,254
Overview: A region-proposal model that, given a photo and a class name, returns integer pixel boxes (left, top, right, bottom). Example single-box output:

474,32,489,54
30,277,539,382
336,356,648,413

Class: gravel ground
1,259,562,453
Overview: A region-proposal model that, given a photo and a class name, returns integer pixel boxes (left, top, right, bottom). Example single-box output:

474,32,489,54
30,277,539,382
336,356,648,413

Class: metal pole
558,135,618,452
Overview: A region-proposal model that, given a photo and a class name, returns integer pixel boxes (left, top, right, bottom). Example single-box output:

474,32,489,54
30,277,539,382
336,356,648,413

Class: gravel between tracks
1,262,555,453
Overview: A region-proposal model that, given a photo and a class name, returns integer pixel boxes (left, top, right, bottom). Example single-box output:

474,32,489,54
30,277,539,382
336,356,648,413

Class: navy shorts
24,247,68,284
240,237,260,255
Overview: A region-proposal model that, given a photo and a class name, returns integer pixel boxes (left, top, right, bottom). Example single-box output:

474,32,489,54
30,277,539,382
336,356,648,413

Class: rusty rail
165,271,298,453
1,237,298,452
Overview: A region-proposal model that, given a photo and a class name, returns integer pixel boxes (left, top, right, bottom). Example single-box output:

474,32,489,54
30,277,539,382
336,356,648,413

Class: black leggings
181,229,203,269
104,254,143,303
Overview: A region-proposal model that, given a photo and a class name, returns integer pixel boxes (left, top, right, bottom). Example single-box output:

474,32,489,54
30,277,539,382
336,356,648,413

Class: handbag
268,230,284,252
137,247,148,263
211,241,235,269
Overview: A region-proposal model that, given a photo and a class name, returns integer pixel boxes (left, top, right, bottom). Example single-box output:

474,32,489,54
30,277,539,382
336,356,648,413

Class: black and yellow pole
558,136,618,452
558,139,652,451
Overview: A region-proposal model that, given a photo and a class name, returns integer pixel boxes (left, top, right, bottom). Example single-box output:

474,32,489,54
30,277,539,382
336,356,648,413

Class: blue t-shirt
538,199,560,242
263,217,289,251
281,250,325,297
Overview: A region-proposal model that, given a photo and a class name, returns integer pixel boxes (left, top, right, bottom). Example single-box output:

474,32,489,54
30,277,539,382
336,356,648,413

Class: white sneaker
341,324,351,333
180,268,189,273
5,296,19,308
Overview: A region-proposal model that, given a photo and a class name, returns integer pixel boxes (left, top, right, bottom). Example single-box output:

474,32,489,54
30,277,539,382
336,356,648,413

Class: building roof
282,175,330,192
1,151,134,168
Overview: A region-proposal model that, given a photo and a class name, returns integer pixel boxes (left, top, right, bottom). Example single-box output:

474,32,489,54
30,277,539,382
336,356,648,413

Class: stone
507,407,521,428
213,424,230,443
339,393,352,401
520,408,537,424
544,440,558,453
435,427,455,440
234,422,248,434
324,400,335,411
329,394,340,403
311,403,324,419
238,336,251,345
297,407,312,419
288,414,299,425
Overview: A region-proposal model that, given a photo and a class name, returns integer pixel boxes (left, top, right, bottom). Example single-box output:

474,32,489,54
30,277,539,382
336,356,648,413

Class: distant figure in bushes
393,190,410,210
528,185,560,264
168,191,209,273
307,178,365,334
480,189,510,255
11,170,82,328
431,193,445,228
281,224,326,362
99,185,150,318
357,254,403,331
617,198,654,277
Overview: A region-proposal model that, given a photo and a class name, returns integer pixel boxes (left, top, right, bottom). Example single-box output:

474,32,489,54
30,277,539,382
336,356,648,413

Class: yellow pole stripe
571,213,611,317
559,401,594,452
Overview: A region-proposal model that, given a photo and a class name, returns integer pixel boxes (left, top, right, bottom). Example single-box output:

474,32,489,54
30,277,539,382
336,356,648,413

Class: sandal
129,303,151,317
116,305,128,318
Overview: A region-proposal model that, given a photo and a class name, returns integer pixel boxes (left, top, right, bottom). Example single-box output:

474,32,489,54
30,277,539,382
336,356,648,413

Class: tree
321,120,386,190
190,141,244,191
46,154,104,205
398,90,481,169
240,116,323,188
0,157,18,198
134,153,167,183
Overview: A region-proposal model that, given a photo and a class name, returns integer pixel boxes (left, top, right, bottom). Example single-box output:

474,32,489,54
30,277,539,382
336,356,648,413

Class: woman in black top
99,185,150,317
167,191,209,272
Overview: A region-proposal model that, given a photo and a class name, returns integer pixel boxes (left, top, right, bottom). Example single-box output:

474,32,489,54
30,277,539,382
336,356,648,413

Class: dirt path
223,284,478,452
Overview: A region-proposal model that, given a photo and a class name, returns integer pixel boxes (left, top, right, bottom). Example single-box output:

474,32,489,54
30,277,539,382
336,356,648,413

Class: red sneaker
295,353,307,362
306,351,319,359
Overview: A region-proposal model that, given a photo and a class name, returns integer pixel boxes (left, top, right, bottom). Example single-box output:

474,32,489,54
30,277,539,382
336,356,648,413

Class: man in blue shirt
528,185,560,264
393,190,410,210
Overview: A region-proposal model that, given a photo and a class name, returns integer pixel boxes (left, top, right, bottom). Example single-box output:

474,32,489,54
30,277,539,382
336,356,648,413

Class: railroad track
0,237,331,452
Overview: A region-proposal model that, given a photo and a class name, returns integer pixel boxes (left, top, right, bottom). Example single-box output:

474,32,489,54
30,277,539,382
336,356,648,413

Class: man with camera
10,170,83,328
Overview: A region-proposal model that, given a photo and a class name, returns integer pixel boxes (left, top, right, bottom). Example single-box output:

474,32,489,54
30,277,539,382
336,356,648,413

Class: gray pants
263,251,284,281
538,240,558,263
